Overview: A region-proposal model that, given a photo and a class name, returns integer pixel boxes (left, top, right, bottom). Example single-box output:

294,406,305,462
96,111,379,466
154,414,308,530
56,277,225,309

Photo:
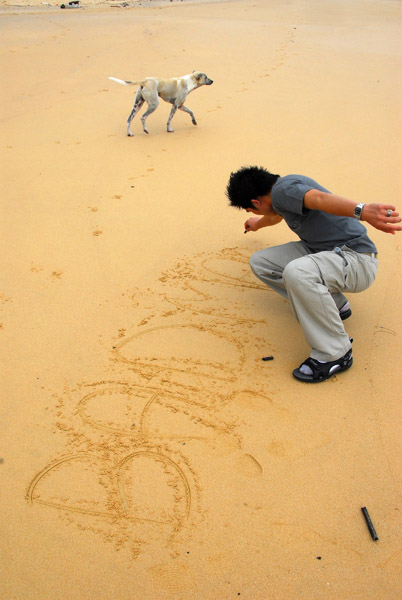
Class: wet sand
1,0,402,598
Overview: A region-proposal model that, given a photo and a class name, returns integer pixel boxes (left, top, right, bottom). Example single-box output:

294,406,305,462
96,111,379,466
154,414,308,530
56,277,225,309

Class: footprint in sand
234,453,263,478
266,433,329,460
30,263,44,273
147,562,192,594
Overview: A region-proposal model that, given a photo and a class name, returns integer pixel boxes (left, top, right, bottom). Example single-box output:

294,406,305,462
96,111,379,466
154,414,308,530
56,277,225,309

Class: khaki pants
250,242,378,362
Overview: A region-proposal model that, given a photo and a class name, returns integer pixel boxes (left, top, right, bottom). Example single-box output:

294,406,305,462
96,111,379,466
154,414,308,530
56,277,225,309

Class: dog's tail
108,76,138,86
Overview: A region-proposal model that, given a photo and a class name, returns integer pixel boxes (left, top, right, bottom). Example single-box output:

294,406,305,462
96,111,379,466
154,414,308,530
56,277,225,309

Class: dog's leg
127,88,145,137
140,100,159,134
166,105,178,133
137,87,159,134
179,105,197,126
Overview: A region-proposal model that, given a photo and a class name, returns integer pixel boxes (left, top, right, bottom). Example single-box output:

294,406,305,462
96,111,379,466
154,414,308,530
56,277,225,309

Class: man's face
246,195,268,215
246,206,264,215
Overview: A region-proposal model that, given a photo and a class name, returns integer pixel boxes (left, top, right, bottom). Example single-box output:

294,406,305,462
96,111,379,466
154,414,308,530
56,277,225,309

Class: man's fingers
383,224,402,234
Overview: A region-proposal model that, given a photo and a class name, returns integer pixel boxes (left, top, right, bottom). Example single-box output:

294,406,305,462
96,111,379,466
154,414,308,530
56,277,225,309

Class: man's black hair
226,166,280,209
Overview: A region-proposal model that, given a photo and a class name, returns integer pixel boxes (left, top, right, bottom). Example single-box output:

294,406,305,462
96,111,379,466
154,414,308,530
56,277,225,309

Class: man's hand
362,203,402,235
244,217,262,233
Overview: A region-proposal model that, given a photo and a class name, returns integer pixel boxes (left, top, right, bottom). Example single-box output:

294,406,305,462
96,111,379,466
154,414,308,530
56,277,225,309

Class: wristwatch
354,203,365,220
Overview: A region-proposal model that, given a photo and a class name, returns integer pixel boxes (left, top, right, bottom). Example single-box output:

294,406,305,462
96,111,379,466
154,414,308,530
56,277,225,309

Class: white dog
109,71,213,136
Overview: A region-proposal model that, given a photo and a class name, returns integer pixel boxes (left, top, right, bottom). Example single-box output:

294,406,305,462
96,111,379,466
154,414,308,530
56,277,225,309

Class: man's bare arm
304,189,402,235
244,214,283,233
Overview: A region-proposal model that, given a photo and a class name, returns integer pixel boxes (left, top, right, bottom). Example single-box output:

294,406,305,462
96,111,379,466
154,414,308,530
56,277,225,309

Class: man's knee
283,256,317,288
249,250,265,278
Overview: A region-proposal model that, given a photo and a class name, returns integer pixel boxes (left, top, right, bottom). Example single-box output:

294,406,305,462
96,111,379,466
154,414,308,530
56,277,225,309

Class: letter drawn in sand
113,323,245,382
26,454,116,518
26,450,193,532
78,383,160,436
117,451,191,529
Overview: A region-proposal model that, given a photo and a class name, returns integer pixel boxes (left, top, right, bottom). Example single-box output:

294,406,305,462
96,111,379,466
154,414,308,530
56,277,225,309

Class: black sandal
292,349,353,383
339,304,352,320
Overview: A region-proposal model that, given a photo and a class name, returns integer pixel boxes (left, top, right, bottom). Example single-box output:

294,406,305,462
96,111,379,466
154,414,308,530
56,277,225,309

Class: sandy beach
1,0,402,597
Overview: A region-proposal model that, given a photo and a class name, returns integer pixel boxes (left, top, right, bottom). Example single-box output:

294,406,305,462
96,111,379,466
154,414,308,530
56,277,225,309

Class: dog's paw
127,131,134,137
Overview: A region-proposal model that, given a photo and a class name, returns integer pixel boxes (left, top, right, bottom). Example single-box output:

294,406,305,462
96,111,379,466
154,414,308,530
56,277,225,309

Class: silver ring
387,209,392,217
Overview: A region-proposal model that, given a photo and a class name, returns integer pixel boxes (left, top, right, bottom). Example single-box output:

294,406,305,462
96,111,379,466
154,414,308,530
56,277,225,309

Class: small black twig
361,507,379,541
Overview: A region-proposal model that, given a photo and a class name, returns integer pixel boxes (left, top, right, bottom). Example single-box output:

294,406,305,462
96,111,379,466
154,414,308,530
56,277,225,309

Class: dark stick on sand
361,507,379,541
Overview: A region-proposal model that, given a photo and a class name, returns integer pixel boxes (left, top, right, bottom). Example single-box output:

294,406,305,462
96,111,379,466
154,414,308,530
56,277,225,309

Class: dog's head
192,71,214,86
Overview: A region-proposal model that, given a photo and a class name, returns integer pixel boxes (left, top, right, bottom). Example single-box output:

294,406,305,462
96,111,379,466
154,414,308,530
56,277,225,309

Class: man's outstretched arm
304,189,402,235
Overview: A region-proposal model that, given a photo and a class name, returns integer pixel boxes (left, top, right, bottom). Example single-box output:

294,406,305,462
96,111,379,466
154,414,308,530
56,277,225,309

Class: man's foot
292,349,353,383
339,301,352,320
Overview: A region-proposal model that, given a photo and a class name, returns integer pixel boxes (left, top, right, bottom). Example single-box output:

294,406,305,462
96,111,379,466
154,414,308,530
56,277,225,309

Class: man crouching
226,166,401,382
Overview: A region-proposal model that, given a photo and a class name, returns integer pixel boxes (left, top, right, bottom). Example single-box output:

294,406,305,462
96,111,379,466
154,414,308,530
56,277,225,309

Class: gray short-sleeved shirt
271,175,377,254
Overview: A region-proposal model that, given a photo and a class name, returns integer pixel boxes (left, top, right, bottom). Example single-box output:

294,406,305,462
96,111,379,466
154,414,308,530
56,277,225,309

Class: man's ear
251,198,261,209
